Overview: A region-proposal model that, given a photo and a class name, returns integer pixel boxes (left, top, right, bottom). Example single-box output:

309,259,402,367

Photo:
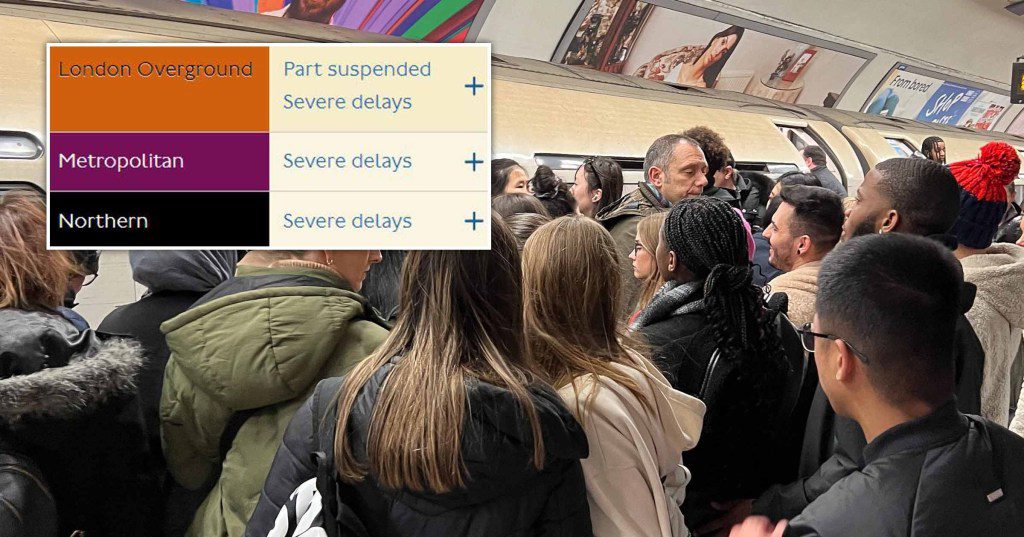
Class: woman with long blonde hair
247,214,592,537
629,212,668,325
522,216,705,537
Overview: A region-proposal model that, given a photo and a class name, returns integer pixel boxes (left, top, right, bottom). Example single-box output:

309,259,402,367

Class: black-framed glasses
82,273,98,287
796,322,870,364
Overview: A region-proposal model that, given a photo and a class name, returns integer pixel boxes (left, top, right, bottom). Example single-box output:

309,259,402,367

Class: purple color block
335,0,376,28
50,132,268,191
367,0,411,33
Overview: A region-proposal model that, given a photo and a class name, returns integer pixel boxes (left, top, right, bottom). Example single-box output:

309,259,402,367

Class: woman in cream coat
522,216,706,536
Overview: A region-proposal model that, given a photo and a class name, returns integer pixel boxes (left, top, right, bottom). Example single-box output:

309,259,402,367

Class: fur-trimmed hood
0,309,143,425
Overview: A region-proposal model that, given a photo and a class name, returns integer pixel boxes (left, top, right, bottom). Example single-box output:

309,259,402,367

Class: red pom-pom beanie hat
949,141,1020,249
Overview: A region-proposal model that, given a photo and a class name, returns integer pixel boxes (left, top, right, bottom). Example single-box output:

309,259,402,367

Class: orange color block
50,46,269,132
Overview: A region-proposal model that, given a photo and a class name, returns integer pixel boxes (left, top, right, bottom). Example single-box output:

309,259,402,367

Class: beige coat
960,244,1024,429
766,260,821,327
558,354,706,537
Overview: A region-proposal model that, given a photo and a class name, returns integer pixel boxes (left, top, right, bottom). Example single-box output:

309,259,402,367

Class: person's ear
797,235,812,256
880,209,899,233
649,167,665,189
834,339,858,384
667,250,677,273
593,188,602,203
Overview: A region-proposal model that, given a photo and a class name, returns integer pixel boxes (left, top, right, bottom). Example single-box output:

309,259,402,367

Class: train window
0,132,43,160
775,125,846,184
885,138,918,158
533,153,645,172
734,162,800,180
1015,149,1024,205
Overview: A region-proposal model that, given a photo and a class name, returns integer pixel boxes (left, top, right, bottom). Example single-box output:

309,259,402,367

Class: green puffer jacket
159,264,389,537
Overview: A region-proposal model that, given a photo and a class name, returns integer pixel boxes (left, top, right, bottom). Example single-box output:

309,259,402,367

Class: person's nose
369,250,383,264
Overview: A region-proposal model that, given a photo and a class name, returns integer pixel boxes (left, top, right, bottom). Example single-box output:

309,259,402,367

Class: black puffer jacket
0,308,155,537
245,357,592,537
634,281,803,529
784,401,1024,536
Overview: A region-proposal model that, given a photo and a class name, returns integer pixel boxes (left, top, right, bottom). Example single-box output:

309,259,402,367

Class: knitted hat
949,141,1020,249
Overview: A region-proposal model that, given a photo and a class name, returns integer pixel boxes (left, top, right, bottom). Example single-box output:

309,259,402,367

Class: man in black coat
801,146,846,197
98,250,237,537
731,233,1024,536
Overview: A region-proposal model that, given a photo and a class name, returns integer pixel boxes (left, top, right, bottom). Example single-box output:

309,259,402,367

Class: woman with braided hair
630,197,801,530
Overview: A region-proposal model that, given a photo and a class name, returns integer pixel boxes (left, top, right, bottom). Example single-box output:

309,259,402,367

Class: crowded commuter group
1,126,1024,537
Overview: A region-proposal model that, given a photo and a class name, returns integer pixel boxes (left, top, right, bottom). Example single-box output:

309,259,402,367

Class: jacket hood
961,243,1024,327
0,309,142,425
350,357,589,510
161,266,379,409
630,357,705,456
595,184,665,225
130,250,237,293
574,356,705,456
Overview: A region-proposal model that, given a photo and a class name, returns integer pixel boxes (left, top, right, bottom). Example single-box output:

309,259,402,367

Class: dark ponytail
530,165,576,217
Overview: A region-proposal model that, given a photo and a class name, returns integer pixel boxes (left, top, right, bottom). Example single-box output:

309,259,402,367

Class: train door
775,124,848,186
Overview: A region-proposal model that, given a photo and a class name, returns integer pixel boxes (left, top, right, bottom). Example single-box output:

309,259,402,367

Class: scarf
629,280,704,332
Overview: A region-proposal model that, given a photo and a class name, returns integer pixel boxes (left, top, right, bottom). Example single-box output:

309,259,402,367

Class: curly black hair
683,126,731,184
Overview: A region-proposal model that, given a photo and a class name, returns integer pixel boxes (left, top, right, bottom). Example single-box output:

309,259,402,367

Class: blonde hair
0,190,74,310
522,216,654,422
633,212,668,314
333,214,546,493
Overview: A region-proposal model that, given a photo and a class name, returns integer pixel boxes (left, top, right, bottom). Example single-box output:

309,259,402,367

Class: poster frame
860,62,1011,117
551,0,876,104
466,0,498,43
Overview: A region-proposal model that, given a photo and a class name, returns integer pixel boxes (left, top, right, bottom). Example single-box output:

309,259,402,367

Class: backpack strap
311,382,341,537
310,381,371,537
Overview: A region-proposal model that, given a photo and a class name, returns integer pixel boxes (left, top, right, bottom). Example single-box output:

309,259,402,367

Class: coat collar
862,399,968,465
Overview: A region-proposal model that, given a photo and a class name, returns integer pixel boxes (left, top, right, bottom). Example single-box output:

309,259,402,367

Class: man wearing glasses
729,233,1024,536
58,249,100,330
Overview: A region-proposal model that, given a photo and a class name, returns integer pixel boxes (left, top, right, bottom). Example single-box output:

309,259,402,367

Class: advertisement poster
956,91,1010,131
1007,110,1024,136
560,1,867,107
863,67,944,119
915,82,980,125
180,0,484,42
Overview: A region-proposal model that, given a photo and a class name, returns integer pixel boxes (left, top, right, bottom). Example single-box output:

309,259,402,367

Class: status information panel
47,43,491,249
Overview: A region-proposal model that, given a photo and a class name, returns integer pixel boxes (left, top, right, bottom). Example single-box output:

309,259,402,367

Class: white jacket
961,243,1024,429
558,354,706,537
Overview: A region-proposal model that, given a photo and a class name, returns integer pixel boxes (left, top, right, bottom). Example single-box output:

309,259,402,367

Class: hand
695,499,754,537
727,516,787,537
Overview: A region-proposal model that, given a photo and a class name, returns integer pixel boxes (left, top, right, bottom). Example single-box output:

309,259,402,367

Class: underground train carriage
4,4,1024,195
